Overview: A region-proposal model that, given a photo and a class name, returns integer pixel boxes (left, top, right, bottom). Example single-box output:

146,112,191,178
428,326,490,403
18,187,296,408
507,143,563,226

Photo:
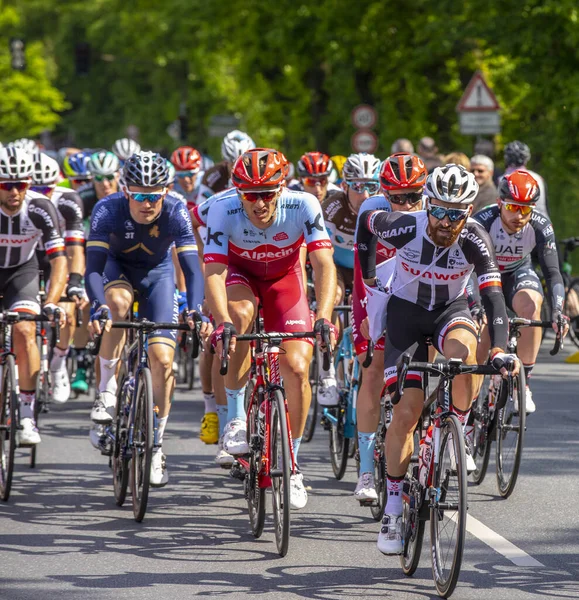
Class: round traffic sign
351,104,377,129
351,130,378,153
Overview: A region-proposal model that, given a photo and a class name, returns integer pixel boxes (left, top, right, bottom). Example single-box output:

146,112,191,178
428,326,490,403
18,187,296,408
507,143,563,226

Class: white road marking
465,514,545,567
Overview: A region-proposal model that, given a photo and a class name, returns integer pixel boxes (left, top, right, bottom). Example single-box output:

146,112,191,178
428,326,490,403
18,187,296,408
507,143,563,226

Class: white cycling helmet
7,137,39,156
342,152,381,181
89,150,120,176
166,160,176,185
221,130,256,162
0,147,34,179
32,152,60,185
122,151,169,187
112,138,141,161
425,163,479,204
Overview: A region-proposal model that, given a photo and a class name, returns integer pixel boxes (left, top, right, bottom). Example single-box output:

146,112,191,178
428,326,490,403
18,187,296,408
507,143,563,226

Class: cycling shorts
501,264,543,311
226,260,313,342
103,259,178,349
0,257,41,314
383,295,477,394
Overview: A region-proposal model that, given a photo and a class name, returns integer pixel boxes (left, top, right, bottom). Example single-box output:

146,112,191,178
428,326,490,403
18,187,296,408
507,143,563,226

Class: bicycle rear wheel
130,368,154,522
0,355,18,501
431,414,467,598
370,396,390,520
471,375,493,485
270,389,291,557
302,348,318,443
401,477,426,576
245,384,265,538
329,355,350,480
113,376,130,506
496,368,526,498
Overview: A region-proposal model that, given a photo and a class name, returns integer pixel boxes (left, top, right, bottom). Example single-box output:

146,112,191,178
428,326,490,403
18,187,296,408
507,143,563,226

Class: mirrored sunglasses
303,177,328,187
240,190,279,203
347,181,380,195
503,202,533,215
0,181,29,191
387,191,423,205
428,205,469,222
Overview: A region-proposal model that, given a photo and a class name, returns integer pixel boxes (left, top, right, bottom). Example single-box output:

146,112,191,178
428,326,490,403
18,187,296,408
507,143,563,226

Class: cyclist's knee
104,286,133,319
227,300,256,333
513,289,542,319
149,343,174,373
443,330,477,364
392,394,423,432
13,320,36,344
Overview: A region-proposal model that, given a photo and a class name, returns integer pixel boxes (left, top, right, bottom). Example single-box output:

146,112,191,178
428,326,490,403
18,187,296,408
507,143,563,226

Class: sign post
456,71,501,136
351,104,378,153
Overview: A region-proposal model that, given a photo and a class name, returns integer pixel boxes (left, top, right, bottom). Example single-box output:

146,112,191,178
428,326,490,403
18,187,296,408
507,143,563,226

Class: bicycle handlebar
508,317,563,355
362,339,374,368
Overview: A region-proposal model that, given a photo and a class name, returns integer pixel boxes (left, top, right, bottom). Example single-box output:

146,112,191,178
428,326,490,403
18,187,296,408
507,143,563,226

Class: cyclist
197,130,255,201
357,163,515,554
7,138,39,155
352,152,427,503
86,151,207,487
292,152,339,202
31,153,86,403
503,141,549,216
62,151,93,192
111,138,141,165
0,147,67,444
203,147,337,508
170,146,203,209
319,153,381,406
330,155,348,184
473,170,568,414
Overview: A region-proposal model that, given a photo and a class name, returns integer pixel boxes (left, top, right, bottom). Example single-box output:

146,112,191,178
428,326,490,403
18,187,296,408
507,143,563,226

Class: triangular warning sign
457,71,500,111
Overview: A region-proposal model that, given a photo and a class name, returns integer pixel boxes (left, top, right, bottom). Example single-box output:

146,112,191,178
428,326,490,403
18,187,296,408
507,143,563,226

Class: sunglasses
303,177,328,187
70,177,92,185
347,181,381,194
240,189,280,203
0,181,29,191
428,205,469,222
176,170,197,178
126,190,166,203
387,191,423,205
31,185,55,195
94,174,116,182
503,202,533,215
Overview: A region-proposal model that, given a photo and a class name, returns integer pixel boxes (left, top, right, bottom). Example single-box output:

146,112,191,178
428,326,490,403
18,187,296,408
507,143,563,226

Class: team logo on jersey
305,213,324,235
149,225,160,238
125,220,134,230
273,231,289,242
207,227,223,246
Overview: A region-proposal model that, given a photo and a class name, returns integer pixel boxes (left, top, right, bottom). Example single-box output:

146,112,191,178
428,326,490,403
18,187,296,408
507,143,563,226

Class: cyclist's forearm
481,289,508,350
85,250,108,308
178,250,204,311
45,256,68,304
67,244,85,279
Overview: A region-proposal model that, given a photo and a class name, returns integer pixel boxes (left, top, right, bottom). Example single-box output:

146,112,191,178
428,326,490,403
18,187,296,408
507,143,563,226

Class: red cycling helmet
380,152,427,191
498,170,540,204
297,152,333,178
170,146,202,173
231,148,287,190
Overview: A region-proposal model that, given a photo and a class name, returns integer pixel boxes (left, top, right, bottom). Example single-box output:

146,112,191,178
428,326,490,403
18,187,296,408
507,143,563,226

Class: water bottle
418,425,433,486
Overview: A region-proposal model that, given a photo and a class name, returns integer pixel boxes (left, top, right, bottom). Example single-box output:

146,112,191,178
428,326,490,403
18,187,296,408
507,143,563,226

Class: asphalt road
1,339,578,600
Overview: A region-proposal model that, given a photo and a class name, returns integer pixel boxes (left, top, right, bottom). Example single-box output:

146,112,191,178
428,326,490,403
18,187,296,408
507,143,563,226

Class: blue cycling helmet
63,151,92,179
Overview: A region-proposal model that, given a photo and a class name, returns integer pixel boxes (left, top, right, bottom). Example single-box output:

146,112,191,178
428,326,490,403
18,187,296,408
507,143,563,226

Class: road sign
10,38,26,71
351,105,377,129
351,130,378,153
457,71,500,112
459,112,501,135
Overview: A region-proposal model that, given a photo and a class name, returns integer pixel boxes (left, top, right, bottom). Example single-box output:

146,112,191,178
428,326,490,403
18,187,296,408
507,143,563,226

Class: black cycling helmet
122,151,169,187
504,141,531,168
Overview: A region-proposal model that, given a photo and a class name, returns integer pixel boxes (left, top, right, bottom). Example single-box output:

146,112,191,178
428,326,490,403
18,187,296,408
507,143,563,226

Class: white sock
203,392,217,413
50,346,68,372
98,357,119,397
157,416,168,447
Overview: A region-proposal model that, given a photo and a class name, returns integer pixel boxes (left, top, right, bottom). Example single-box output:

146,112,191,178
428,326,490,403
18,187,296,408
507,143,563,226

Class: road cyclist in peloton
357,163,517,554
290,151,339,203
111,138,141,166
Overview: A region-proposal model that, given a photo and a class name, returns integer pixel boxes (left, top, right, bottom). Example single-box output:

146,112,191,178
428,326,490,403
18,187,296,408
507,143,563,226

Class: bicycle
395,348,512,598
0,310,60,501
92,316,199,522
225,323,330,557
471,316,563,497
559,237,579,348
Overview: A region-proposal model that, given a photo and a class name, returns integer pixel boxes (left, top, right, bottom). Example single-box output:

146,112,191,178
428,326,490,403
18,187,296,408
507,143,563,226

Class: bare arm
46,256,68,305
67,245,85,279
310,248,337,321
204,262,231,325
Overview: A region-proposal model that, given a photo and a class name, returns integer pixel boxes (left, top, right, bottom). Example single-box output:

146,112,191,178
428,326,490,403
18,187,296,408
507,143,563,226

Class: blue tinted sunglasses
126,190,166,203
428,205,469,222
347,181,380,194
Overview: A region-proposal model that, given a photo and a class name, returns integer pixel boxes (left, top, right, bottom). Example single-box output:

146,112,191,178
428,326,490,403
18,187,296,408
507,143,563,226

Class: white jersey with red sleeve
202,187,332,280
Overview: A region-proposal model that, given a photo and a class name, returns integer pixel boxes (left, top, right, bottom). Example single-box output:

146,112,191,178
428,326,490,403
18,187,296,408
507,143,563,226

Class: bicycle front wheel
113,376,130,506
0,356,18,501
471,376,493,485
130,368,154,522
245,380,265,537
496,367,526,498
270,389,291,557
430,414,467,598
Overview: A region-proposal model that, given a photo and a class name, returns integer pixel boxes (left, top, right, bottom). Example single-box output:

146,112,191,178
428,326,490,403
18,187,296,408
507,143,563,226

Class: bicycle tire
112,376,130,506
471,375,493,485
431,414,467,598
187,354,196,390
270,388,291,557
245,381,265,537
401,479,426,576
329,355,350,480
130,368,154,522
565,277,579,349
0,355,18,501
302,348,318,443
496,367,526,498
370,407,388,521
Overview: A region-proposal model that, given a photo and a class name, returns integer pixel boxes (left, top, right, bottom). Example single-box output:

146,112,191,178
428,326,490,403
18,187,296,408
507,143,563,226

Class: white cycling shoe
215,436,235,467
377,514,403,555
90,391,116,424
354,472,378,503
318,377,339,407
289,471,308,510
150,449,168,487
223,418,249,455
51,366,71,404
19,418,41,445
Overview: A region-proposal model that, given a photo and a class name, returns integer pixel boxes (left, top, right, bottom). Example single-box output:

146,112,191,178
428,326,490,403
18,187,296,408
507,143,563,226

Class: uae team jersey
200,187,332,280
0,191,65,268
